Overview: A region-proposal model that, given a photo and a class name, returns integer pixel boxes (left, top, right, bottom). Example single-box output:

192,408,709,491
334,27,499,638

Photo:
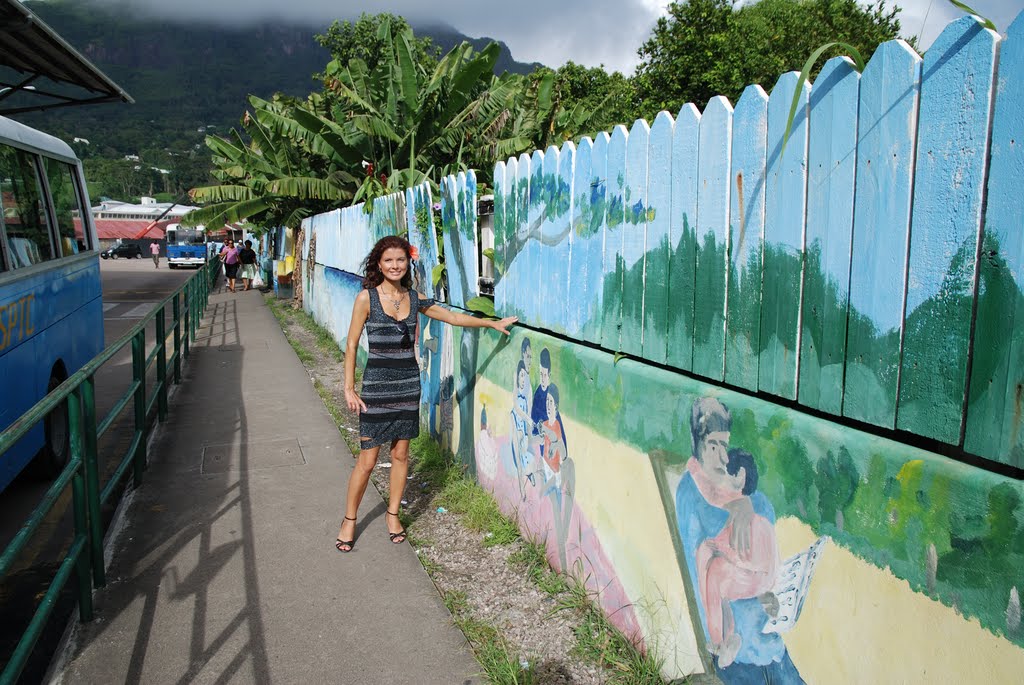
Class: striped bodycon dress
359,287,434,449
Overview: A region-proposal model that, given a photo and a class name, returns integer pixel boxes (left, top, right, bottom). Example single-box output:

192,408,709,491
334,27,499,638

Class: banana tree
186,96,357,230
188,17,524,227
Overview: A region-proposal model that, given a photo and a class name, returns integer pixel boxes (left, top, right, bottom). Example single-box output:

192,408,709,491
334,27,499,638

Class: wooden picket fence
302,12,1024,469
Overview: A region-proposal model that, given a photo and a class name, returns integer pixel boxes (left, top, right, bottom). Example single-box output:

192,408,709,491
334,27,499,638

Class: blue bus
0,115,104,492
165,223,207,268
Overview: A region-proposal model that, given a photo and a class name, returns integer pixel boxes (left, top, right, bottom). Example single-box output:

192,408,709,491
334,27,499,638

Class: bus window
42,157,89,255
0,144,55,268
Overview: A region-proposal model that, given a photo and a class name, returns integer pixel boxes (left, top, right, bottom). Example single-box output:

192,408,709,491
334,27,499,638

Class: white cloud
78,0,1024,74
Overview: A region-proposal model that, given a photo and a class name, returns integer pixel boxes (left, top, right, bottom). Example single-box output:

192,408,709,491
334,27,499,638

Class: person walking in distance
219,239,240,292
238,240,258,291
150,241,160,268
336,235,517,552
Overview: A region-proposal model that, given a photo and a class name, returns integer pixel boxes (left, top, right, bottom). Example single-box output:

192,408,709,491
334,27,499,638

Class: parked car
100,243,142,259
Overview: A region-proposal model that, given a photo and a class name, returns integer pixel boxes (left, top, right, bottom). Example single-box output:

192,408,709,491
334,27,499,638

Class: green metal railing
0,256,220,685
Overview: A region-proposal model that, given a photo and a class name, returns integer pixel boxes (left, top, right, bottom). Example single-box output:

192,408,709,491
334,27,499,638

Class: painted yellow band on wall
778,517,1024,684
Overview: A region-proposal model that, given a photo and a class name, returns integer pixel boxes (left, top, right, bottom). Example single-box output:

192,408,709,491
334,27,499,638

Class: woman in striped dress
336,236,517,552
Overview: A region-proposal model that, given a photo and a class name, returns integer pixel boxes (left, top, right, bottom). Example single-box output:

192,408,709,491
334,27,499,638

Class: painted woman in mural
531,378,575,571
511,359,536,501
675,397,804,683
534,384,566,491
695,448,780,668
335,235,517,552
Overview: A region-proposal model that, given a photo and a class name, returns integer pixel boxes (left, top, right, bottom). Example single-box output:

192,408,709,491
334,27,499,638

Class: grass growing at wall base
265,298,344,361
411,434,521,546
508,544,668,684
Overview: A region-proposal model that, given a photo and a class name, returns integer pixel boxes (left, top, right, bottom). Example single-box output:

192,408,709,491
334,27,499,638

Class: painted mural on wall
667,397,816,682
457,326,1024,683
463,329,651,658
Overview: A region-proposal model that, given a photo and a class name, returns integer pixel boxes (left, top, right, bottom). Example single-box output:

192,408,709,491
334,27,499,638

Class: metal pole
155,307,167,422
183,283,191,360
80,377,105,587
172,293,181,384
66,389,94,622
71,472,93,622
191,278,198,343
131,330,147,485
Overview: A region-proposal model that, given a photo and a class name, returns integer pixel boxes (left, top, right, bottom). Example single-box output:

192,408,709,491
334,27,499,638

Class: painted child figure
696,449,780,668
510,360,535,500
534,384,566,491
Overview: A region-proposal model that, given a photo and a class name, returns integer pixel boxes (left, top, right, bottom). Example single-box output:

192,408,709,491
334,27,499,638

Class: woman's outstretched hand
345,387,367,414
491,316,518,336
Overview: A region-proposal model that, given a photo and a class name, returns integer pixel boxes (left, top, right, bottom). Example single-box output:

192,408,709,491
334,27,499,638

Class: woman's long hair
361,235,413,289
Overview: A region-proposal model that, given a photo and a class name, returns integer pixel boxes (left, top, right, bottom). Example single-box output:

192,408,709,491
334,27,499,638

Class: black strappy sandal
336,516,356,552
386,510,407,544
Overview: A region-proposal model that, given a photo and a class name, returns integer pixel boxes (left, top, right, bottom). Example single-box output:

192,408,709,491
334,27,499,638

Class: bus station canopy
0,0,132,115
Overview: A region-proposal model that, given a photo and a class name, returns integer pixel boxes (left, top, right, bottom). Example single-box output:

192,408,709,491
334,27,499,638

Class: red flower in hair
409,245,420,261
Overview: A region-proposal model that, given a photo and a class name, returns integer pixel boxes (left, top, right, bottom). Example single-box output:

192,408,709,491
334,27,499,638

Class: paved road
0,255,202,682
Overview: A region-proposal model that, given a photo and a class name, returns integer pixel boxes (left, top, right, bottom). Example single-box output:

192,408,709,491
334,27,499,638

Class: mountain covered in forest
15,0,542,158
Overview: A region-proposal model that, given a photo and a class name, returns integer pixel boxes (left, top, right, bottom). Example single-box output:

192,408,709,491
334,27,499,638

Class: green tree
815,445,859,530
634,0,736,117
314,13,439,77
188,18,522,230
550,62,639,135
633,0,909,118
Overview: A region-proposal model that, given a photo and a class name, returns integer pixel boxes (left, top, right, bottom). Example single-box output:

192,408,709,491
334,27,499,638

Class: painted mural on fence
451,326,1024,683
405,182,439,300
480,13,1024,468
492,138,656,338
304,264,367,367
965,11,1024,467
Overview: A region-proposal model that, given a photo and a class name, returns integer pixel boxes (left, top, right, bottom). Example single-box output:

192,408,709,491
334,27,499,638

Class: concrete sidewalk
47,283,481,684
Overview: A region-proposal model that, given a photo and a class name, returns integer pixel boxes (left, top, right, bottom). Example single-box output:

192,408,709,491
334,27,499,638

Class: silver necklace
381,287,403,313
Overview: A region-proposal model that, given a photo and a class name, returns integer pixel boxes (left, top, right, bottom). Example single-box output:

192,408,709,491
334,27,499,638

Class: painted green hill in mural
481,217,1024,647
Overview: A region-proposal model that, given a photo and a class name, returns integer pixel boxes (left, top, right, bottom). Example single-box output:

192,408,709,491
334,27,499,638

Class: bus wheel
38,373,71,478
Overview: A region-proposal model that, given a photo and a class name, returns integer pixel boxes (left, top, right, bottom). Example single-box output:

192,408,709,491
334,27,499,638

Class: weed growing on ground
435,476,521,546
508,539,569,596
291,308,343,361
266,297,342,362
410,435,519,544
443,590,536,685
553,564,665,684
410,433,455,488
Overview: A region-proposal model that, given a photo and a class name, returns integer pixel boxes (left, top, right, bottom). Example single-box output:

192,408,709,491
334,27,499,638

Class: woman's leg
386,439,410,540
337,445,381,546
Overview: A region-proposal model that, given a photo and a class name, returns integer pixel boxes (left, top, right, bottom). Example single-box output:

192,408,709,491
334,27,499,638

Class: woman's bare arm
421,302,517,336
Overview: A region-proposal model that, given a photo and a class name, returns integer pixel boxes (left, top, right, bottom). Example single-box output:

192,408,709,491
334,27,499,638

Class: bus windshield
168,228,205,245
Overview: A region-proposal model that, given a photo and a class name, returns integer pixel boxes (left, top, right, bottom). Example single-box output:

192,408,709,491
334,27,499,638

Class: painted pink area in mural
475,429,643,645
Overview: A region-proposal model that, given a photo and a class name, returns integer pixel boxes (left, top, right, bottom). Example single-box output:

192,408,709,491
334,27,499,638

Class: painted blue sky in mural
80,0,1024,74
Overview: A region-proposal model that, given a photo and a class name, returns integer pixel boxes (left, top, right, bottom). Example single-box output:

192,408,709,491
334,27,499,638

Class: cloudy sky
85,0,1024,73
